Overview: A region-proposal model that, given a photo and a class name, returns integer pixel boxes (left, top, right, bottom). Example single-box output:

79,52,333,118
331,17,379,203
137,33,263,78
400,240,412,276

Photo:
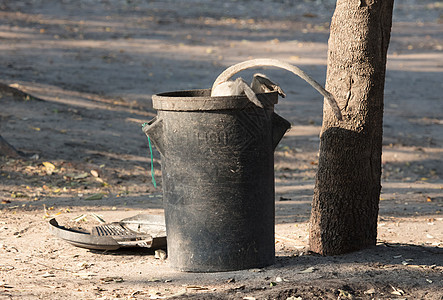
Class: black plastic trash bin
143,88,290,272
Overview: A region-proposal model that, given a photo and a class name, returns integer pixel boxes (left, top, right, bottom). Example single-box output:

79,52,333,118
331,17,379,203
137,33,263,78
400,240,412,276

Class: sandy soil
0,0,442,299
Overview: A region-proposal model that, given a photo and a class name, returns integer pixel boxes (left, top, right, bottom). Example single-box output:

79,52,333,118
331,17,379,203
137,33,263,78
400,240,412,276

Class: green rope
147,136,157,188
142,122,157,188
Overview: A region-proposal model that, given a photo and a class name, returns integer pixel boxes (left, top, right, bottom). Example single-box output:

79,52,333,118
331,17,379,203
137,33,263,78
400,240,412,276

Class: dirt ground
0,0,442,299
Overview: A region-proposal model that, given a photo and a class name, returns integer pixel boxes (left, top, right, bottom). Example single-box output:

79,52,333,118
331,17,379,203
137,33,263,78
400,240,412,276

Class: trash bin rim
152,88,278,111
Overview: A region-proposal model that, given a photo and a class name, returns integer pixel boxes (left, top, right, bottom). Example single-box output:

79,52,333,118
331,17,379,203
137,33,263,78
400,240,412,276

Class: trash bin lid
48,214,166,251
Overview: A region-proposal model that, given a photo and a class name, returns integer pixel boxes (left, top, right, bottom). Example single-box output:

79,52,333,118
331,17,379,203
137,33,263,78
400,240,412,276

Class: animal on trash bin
211,58,342,120
211,73,285,108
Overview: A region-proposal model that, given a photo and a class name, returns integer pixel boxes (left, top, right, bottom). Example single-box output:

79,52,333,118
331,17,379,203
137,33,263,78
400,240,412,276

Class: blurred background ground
0,0,442,299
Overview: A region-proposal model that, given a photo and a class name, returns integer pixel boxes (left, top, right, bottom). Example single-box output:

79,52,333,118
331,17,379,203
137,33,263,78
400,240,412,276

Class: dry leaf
186,285,209,291
74,172,89,179
42,161,55,168
73,214,87,222
364,288,376,295
85,193,104,200
298,267,316,273
90,213,106,223
42,162,55,174
338,289,354,299
390,285,404,296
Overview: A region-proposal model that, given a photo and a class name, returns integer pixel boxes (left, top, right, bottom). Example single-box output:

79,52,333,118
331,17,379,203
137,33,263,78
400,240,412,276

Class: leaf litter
0,0,442,299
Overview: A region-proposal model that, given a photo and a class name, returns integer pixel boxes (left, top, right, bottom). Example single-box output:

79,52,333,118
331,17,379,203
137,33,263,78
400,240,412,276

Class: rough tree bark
309,0,394,255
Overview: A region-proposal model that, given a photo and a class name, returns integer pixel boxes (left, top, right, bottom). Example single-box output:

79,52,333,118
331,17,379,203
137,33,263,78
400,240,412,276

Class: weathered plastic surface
48,214,166,251
144,89,290,272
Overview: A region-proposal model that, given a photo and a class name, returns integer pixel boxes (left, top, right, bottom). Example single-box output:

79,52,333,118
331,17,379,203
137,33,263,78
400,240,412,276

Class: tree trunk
309,0,394,255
